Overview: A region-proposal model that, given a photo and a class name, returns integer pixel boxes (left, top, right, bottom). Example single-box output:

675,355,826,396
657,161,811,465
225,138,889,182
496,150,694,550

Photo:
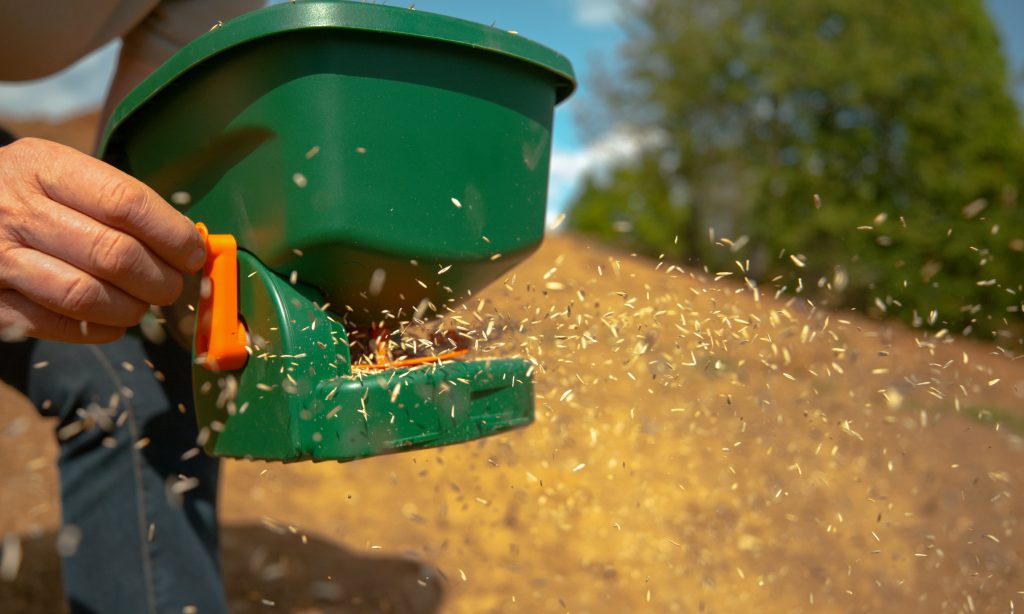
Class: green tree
570,0,1024,341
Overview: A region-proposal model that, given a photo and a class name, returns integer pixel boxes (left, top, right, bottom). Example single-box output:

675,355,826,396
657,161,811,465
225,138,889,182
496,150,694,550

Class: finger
0,290,125,344
18,194,184,306
3,247,150,327
30,140,205,273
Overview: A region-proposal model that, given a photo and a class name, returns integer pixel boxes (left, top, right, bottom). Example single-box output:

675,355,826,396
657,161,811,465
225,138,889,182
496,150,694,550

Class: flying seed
170,477,200,495
369,268,387,296
56,525,82,557
0,534,21,581
170,191,192,206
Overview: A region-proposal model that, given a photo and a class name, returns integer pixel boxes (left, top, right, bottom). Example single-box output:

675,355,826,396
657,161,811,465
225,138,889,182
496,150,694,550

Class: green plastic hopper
98,0,575,462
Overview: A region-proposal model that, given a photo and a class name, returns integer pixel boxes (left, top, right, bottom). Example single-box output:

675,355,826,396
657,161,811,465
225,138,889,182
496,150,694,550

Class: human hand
0,138,204,343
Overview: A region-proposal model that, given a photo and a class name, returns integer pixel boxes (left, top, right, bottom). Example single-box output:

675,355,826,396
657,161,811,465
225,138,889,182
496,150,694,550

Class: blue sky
0,0,1020,216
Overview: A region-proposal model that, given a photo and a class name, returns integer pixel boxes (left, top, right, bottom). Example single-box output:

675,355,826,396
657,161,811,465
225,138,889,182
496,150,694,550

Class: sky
0,0,1020,217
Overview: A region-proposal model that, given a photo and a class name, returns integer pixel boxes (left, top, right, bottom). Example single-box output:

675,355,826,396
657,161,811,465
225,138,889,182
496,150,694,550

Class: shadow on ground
0,524,444,613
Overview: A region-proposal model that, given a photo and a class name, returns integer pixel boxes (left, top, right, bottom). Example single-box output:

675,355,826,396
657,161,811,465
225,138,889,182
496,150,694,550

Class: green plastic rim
100,0,576,155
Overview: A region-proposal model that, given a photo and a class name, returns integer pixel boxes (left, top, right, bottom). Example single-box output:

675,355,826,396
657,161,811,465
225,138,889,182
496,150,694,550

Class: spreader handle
195,223,249,372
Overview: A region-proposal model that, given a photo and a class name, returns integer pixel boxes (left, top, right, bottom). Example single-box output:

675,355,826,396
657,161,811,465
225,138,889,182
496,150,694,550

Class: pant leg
27,335,226,614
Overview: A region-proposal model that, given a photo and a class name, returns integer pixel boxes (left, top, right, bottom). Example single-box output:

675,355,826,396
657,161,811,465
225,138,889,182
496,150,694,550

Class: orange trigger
195,222,249,372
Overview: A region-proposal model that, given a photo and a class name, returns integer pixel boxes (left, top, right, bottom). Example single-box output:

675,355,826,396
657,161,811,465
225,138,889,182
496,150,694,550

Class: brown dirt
2,233,1023,613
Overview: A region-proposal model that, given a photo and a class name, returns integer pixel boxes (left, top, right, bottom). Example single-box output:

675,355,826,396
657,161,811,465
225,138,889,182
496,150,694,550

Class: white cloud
546,127,660,223
0,41,119,120
570,0,622,28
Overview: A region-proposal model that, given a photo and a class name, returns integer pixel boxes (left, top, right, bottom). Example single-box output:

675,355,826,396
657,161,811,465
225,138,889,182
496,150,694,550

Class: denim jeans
25,335,226,614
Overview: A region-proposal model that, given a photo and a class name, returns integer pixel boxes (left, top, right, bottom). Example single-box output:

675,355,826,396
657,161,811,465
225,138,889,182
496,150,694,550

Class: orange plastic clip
195,223,249,372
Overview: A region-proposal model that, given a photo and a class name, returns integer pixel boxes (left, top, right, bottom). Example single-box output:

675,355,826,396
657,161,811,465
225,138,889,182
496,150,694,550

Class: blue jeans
26,336,226,614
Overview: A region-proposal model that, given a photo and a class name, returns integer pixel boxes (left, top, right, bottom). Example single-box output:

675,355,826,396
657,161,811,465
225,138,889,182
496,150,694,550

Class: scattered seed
369,268,387,296
170,191,192,206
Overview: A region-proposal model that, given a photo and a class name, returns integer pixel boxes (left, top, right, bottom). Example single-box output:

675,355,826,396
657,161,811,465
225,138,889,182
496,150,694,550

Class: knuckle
3,137,40,157
61,275,103,315
100,176,148,227
14,136,44,148
91,228,143,277
2,138,53,168
0,140,42,198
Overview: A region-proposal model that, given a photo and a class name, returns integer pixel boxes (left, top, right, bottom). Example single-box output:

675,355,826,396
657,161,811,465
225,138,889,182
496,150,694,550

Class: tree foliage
569,0,1024,341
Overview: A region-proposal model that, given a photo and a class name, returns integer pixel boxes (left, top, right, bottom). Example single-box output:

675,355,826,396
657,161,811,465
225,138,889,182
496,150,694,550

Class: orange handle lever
195,223,248,372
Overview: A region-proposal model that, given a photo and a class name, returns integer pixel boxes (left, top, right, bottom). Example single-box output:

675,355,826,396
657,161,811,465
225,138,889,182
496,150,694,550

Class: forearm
98,46,163,149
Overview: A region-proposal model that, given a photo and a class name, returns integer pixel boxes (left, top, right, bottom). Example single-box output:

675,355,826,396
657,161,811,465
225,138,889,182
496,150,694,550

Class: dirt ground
2,231,1023,613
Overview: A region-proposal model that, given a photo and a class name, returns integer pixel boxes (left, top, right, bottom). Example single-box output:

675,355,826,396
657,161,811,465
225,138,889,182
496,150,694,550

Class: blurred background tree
569,0,1024,342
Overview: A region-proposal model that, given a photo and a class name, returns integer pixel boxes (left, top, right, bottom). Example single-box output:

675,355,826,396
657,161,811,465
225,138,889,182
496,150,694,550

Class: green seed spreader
98,0,574,462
